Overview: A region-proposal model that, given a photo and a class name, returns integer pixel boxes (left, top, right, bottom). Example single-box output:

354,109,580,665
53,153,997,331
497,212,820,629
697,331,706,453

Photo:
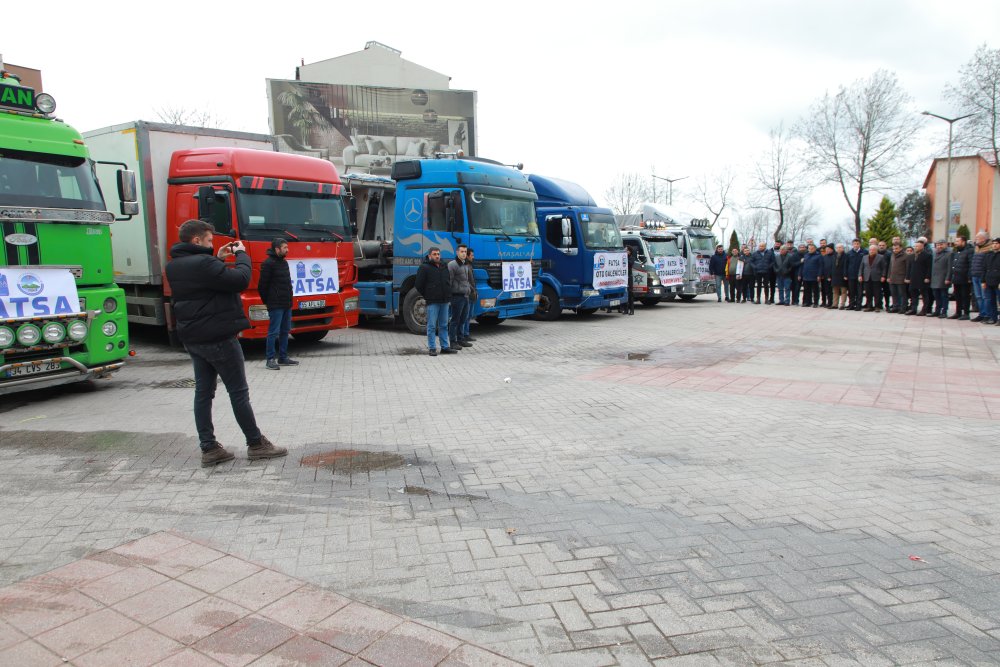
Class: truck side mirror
561,218,572,239
117,170,138,216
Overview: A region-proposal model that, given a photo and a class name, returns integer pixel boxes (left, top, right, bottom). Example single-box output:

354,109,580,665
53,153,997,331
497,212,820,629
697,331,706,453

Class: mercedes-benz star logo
404,198,422,223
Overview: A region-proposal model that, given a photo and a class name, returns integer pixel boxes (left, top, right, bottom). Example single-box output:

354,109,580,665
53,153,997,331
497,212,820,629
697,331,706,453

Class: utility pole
651,173,687,206
922,110,976,239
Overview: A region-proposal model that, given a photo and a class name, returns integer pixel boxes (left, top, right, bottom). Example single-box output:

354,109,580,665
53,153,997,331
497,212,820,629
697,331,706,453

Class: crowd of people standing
707,232,1000,321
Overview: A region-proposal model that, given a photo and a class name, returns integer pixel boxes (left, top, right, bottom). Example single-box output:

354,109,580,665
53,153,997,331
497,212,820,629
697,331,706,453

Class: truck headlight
650,278,661,286
16,324,41,346
102,321,118,336
42,322,66,343
248,305,270,321
582,289,599,297
35,93,57,114
102,297,118,314
534,294,541,302
344,297,359,312
479,298,496,309
0,326,14,348
67,320,88,341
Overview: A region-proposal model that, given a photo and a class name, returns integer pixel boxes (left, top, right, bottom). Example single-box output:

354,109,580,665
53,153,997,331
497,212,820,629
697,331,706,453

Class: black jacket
166,243,251,344
708,252,727,277
908,249,933,285
830,253,849,286
983,251,1000,288
845,248,865,280
949,244,973,284
414,258,451,304
774,253,795,277
257,250,293,309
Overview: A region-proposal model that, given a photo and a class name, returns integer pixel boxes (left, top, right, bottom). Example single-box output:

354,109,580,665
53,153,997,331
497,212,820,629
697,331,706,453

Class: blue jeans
983,286,998,321
972,277,984,313
933,288,949,315
426,302,450,350
265,307,292,360
186,337,262,451
462,295,474,339
778,277,792,304
714,277,723,301
449,295,469,343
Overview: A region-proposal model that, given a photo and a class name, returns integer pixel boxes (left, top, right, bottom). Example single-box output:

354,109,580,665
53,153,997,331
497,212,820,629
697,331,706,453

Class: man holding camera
166,220,288,467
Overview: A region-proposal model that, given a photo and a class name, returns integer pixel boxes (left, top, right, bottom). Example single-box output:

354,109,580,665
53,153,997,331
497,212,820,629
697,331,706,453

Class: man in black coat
166,220,287,467
845,239,865,310
948,235,973,320
708,244,727,303
906,240,934,315
414,247,456,356
258,238,298,370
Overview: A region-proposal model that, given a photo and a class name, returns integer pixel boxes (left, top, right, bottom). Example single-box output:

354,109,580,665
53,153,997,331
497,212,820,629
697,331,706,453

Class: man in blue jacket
799,243,823,308
845,238,865,311
750,242,772,304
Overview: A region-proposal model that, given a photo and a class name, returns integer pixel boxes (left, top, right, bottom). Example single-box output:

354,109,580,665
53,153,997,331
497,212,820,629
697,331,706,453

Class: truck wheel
640,298,661,307
476,315,505,326
577,308,598,316
292,331,328,343
401,289,428,335
679,294,697,301
534,285,561,321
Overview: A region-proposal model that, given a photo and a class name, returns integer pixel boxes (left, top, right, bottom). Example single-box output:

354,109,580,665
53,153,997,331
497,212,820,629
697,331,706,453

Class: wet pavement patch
300,449,406,473
397,348,429,356
0,429,141,451
627,352,652,361
402,485,487,502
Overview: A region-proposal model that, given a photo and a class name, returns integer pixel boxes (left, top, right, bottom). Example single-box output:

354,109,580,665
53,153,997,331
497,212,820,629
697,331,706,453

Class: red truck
84,122,358,343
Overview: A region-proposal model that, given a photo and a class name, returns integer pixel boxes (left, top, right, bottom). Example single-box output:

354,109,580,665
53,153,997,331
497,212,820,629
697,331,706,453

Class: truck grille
473,260,541,290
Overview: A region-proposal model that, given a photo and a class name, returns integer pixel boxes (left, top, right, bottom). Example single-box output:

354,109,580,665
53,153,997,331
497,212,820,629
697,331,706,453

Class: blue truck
345,157,541,334
527,175,628,320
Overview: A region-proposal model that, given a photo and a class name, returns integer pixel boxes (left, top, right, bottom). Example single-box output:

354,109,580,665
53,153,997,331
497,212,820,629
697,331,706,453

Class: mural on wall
267,79,476,174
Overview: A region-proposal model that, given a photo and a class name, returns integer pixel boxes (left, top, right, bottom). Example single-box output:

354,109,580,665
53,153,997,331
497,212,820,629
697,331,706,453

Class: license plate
5,360,62,378
609,299,621,306
300,299,325,309
510,291,526,299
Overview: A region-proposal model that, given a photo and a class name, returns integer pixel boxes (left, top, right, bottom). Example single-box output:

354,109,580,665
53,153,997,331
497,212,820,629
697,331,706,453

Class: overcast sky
4,0,998,236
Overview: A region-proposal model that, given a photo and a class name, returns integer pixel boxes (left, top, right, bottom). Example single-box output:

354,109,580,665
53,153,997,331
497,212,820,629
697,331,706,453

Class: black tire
534,285,561,321
577,308,598,316
640,298,661,307
679,294,697,301
476,315,506,326
401,289,427,335
292,330,328,343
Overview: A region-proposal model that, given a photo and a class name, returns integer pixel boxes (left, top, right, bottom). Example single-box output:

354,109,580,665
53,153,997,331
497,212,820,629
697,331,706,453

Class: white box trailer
83,121,274,325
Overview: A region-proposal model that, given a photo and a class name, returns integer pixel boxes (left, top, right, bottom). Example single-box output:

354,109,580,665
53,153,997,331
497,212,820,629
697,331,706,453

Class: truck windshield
0,148,105,210
646,240,680,256
581,214,623,250
466,191,537,237
687,232,717,254
239,189,351,241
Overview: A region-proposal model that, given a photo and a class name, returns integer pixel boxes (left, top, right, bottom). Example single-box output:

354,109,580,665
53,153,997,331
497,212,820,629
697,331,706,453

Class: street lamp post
922,110,976,240
651,172,687,206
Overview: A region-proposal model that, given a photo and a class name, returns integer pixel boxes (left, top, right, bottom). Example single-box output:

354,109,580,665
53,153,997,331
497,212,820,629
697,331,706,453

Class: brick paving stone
359,620,463,667
3,304,1000,664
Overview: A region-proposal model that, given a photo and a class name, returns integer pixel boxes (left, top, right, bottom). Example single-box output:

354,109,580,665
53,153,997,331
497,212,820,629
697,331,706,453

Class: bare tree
604,172,651,215
782,197,820,244
797,69,923,238
749,124,805,242
734,209,771,248
945,43,1000,177
692,167,736,229
155,106,226,128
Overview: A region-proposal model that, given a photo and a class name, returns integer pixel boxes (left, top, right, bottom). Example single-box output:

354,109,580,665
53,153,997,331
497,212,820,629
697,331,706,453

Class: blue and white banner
290,259,340,296
501,261,533,292
592,252,628,290
653,256,685,286
0,268,80,319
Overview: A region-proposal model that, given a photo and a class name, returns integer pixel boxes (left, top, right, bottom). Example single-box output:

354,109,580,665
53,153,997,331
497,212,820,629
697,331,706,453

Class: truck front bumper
0,357,125,396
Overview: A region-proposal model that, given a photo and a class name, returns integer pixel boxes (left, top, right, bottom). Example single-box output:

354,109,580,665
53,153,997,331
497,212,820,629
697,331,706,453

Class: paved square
1,301,999,665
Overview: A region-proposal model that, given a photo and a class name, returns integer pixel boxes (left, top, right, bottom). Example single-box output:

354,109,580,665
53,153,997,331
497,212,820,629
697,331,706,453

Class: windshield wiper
242,226,299,241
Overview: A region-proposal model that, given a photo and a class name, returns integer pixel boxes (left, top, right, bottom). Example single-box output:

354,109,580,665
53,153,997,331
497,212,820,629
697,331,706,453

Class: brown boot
201,444,235,468
247,435,288,460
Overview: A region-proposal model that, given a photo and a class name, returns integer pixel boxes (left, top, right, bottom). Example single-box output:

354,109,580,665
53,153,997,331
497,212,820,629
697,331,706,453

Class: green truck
0,69,136,395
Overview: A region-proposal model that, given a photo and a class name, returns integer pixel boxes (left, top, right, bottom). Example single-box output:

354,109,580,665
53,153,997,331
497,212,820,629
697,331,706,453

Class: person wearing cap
258,237,299,370
930,239,952,317
980,238,1000,324
708,244,727,303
